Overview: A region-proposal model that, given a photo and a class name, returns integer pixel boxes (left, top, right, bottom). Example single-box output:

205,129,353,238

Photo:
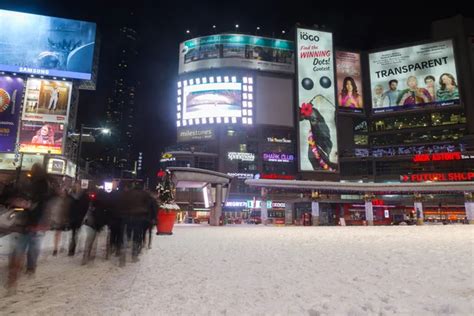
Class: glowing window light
243,117,248,124
194,118,200,125
243,109,247,116
183,120,187,126
248,101,253,108
196,78,201,84
248,86,253,92
247,110,253,116
224,117,229,123
231,117,237,123
177,105,181,111
243,77,248,84
188,119,193,125
202,77,207,84
177,97,181,103
189,79,194,85
183,80,188,86
209,117,214,124
216,117,222,123
248,94,253,100
231,76,237,82
243,93,248,100
177,89,182,96
224,76,229,82
243,85,248,91
177,113,181,119
248,77,253,84
216,76,222,83
177,81,182,88
243,101,248,108
202,117,207,124
209,77,215,83
248,117,253,124
177,121,181,127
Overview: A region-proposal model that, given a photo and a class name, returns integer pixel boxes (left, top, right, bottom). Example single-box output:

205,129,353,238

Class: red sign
372,199,384,206
413,152,462,162
260,173,295,180
401,172,474,182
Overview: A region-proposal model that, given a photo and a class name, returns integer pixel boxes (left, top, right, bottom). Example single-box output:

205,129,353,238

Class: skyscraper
104,24,139,178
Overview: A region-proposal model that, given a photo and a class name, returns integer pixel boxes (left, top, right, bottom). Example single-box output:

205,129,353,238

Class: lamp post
74,124,111,181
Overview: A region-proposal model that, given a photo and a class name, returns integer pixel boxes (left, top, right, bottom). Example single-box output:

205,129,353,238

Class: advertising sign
262,152,295,163
46,157,66,175
183,82,242,119
369,40,459,113
227,152,255,162
177,75,253,126
336,51,364,113
0,9,96,80
0,153,44,171
296,28,338,172
22,79,72,123
401,172,474,182
18,121,65,154
177,127,215,142
0,76,24,151
179,34,294,74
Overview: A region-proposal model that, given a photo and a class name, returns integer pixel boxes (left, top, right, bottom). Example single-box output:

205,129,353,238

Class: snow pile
0,225,473,315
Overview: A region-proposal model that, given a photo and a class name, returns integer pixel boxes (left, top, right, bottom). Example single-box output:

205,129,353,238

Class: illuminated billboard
22,79,72,123
369,40,459,113
183,82,242,119
177,75,254,126
18,121,65,154
0,9,96,80
296,28,338,172
0,76,24,151
179,34,294,74
336,51,363,113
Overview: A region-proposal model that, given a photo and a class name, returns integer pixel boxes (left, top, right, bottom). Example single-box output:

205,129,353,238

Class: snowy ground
0,225,473,315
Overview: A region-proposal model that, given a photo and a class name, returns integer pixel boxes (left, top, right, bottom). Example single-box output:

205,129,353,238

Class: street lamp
75,124,111,180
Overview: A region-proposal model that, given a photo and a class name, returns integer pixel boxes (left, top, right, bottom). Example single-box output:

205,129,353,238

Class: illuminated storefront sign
259,173,295,180
267,137,292,143
225,200,286,209
413,152,473,162
160,153,176,163
225,201,248,208
226,173,254,179
401,172,474,182
227,152,255,161
263,152,294,163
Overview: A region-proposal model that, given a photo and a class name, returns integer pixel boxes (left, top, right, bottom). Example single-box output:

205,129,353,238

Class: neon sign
413,152,462,162
401,172,474,182
263,152,295,163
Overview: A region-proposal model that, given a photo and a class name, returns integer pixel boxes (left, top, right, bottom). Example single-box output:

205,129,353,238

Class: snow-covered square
0,225,473,315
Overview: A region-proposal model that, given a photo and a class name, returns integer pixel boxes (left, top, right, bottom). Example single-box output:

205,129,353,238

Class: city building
103,21,140,178
161,16,474,225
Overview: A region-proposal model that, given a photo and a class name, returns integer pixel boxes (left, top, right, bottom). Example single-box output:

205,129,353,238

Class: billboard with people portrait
22,79,72,123
336,51,363,113
18,121,65,154
179,34,294,74
0,76,24,152
296,28,338,172
0,9,96,80
369,40,460,113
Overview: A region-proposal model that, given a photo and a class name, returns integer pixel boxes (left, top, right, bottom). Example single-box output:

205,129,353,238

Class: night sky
0,0,472,179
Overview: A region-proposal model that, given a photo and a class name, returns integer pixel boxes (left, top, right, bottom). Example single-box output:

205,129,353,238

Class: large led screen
0,76,24,152
22,79,72,123
179,34,294,74
183,82,242,119
18,121,65,154
296,28,338,172
369,40,459,113
177,75,254,126
336,51,363,113
0,9,96,80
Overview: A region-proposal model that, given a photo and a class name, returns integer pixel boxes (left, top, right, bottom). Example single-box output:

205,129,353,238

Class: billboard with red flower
296,28,338,172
